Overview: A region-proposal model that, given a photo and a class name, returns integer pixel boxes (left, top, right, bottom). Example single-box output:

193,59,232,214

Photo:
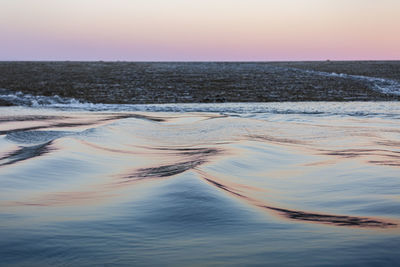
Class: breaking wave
1,88,400,119
0,88,85,107
293,68,400,95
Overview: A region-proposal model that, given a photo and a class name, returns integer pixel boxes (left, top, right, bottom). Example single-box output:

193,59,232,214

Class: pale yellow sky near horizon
1,0,399,60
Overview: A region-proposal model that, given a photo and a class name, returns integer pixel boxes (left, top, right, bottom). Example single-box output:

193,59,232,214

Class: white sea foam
0,88,84,107
289,68,400,95
1,88,400,119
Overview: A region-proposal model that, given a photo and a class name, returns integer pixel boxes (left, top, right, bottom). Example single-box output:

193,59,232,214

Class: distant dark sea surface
1,61,400,105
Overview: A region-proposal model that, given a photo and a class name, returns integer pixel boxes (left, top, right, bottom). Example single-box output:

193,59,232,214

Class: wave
0,88,84,107
1,107,399,229
283,67,400,96
0,141,53,167
1,88,400,119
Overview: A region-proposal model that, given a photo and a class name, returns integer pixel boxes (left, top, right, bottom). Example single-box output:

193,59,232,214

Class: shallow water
1,102,400,266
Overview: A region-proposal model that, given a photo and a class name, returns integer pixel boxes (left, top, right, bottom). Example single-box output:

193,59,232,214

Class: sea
0,91,399,266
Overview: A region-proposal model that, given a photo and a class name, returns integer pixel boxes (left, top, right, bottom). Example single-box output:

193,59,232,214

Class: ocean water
0,100,400,266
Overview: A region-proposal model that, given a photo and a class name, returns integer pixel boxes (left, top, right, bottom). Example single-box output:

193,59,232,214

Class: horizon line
1,59,400,63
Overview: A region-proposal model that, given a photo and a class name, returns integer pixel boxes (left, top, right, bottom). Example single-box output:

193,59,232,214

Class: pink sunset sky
1,0,399,61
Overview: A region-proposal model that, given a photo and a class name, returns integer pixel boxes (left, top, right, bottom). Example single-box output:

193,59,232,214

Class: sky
1,0,399,61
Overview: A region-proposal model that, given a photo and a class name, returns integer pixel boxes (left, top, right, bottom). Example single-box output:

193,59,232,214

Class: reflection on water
0,141,53,167
0,103,400,266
